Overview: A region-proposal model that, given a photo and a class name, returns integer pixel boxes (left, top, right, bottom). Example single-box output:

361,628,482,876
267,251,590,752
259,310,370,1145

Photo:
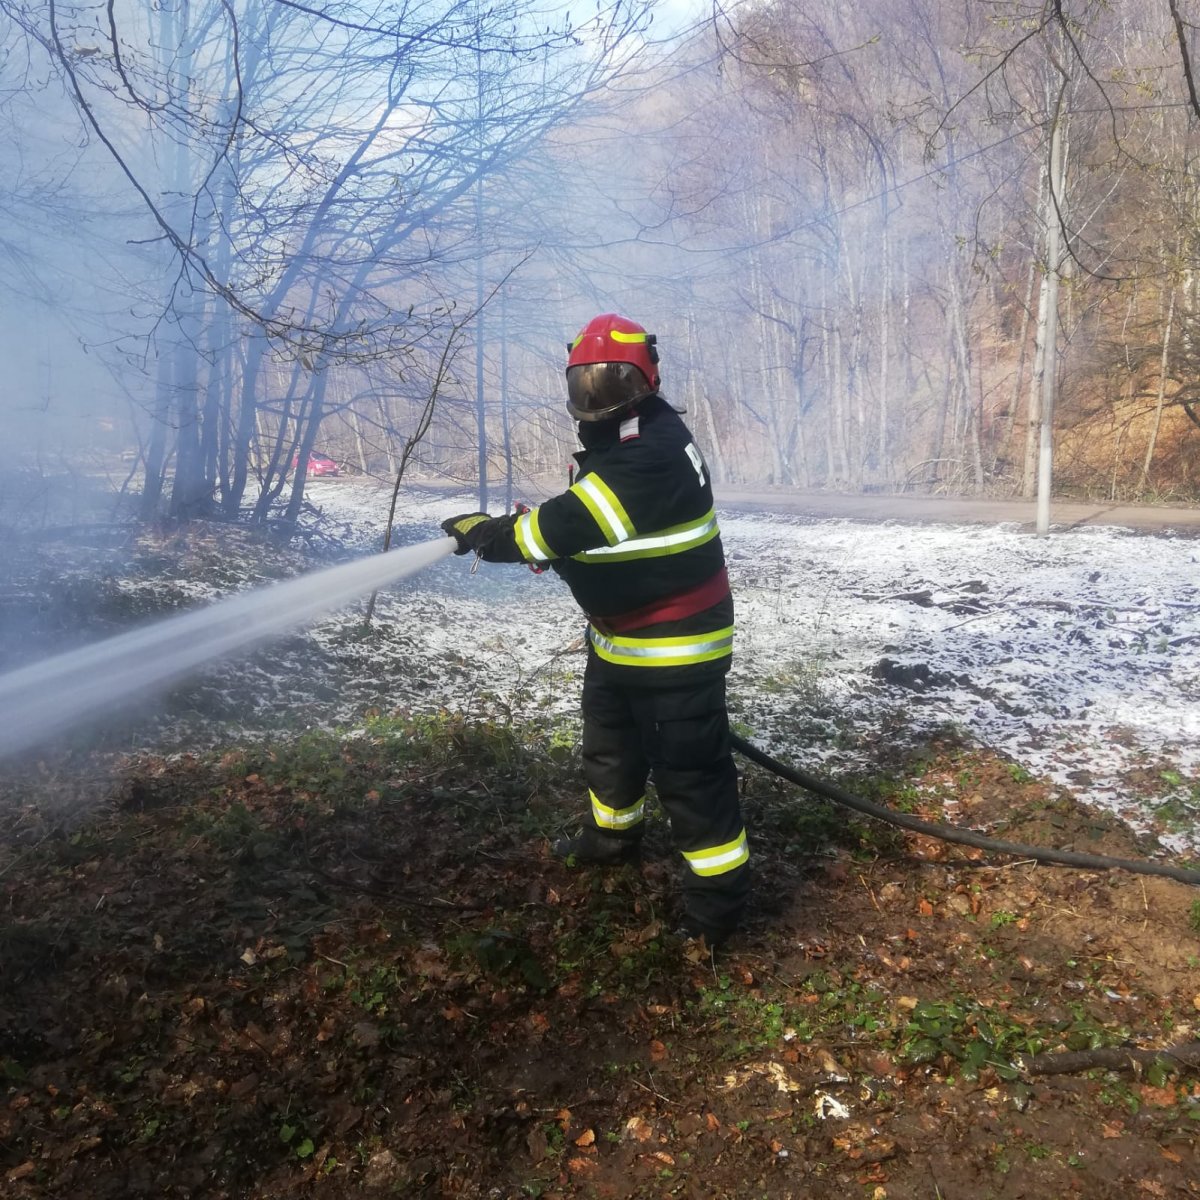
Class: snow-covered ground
722,512,1200,849
274,479,1199,853
6,476,1196,851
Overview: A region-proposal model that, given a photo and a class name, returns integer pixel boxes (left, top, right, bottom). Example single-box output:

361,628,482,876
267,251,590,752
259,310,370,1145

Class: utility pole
1035,94,1065,537
473,5,488,511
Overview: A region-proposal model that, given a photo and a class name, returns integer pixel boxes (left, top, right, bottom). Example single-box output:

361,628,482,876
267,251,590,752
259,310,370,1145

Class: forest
4,7,1200,1197
5,1,1200,520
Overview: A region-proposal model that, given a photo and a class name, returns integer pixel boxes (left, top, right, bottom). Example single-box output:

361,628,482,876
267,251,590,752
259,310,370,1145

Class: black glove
441,512,491,555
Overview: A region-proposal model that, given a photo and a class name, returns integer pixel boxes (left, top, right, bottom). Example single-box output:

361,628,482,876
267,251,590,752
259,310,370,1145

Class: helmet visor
566,361,651,422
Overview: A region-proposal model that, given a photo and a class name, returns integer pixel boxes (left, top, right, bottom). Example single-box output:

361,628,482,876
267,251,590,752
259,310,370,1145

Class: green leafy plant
901,999,1044,1082
279,1120,317,1160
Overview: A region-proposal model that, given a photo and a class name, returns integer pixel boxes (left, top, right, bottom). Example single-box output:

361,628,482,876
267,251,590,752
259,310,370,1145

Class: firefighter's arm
509,480,636,566
443,472,634,566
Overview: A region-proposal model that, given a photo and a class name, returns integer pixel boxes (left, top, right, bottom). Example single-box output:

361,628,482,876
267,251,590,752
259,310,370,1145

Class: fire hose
729,732,1200,887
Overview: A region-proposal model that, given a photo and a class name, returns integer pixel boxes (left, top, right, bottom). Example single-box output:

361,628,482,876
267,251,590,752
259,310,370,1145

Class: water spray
0,536,456,760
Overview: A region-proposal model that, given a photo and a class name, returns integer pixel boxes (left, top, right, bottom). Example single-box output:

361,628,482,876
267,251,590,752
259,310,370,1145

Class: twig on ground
1018,1042,1200,1077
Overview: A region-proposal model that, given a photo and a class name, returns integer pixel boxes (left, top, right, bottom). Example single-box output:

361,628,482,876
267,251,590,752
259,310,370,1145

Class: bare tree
3,0,648,522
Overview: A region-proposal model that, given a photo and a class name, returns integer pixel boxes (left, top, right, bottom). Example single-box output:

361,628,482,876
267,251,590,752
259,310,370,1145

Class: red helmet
565,313,660,422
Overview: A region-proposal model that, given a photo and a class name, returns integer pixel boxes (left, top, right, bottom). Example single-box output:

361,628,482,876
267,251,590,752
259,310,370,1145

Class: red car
292,451,339,477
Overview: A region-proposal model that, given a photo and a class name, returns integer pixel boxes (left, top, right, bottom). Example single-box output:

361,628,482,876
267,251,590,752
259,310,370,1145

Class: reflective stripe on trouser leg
590,789,645,831
682,829,749,876
581,673,649,846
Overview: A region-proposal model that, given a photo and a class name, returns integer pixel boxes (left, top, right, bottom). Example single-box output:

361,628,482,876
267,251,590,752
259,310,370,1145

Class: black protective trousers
580,662,750,938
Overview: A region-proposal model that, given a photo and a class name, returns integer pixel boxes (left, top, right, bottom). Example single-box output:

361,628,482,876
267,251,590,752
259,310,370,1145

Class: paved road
713,487,1200,534
428,476,1200,535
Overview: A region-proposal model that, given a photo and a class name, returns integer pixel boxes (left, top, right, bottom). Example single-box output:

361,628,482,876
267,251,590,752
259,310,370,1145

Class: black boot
670,916,733,951
552,828,641,865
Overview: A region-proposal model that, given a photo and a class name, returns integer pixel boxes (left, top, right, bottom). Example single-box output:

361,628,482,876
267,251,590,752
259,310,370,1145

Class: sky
651,0,716,38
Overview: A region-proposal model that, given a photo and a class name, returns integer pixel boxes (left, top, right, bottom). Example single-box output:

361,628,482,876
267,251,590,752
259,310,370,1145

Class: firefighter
441,313,749,947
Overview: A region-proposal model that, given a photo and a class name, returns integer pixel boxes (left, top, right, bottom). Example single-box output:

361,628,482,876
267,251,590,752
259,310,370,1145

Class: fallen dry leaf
526,1127,548,1162
574,1129,595,1148
721,1061,802,1093
625,1115,654,1142
815,1048,850,1080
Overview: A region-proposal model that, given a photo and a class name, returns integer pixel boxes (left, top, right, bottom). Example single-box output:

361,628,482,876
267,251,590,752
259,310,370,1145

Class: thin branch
1167,0,1200,120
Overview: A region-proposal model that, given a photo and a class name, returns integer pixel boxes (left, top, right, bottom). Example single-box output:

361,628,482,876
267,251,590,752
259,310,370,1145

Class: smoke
0,537,455,759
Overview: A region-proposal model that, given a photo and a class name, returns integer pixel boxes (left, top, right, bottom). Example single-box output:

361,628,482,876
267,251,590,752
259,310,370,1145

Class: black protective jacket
469,396,733,687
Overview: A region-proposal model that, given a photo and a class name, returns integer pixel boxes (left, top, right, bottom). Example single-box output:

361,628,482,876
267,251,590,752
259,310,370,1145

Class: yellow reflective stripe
574,510,719,563
682,830,749,877
571,333,583,350
571,475,636,546
588,625,734,668
515,507,555,562
610,329,647,344
591,790,645,830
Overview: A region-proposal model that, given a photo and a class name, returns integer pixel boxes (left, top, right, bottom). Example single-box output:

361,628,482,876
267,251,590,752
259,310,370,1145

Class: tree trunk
1000,254,1038,485
1023,269,1049,498
1035,106,1066,537
140,358,173,520
685,306,727,485
876,208,891,487
1138,283,1176,493
945,249,982,493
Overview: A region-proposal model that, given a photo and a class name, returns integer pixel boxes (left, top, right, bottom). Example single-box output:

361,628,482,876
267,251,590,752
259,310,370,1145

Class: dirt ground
2,722,1198,1199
